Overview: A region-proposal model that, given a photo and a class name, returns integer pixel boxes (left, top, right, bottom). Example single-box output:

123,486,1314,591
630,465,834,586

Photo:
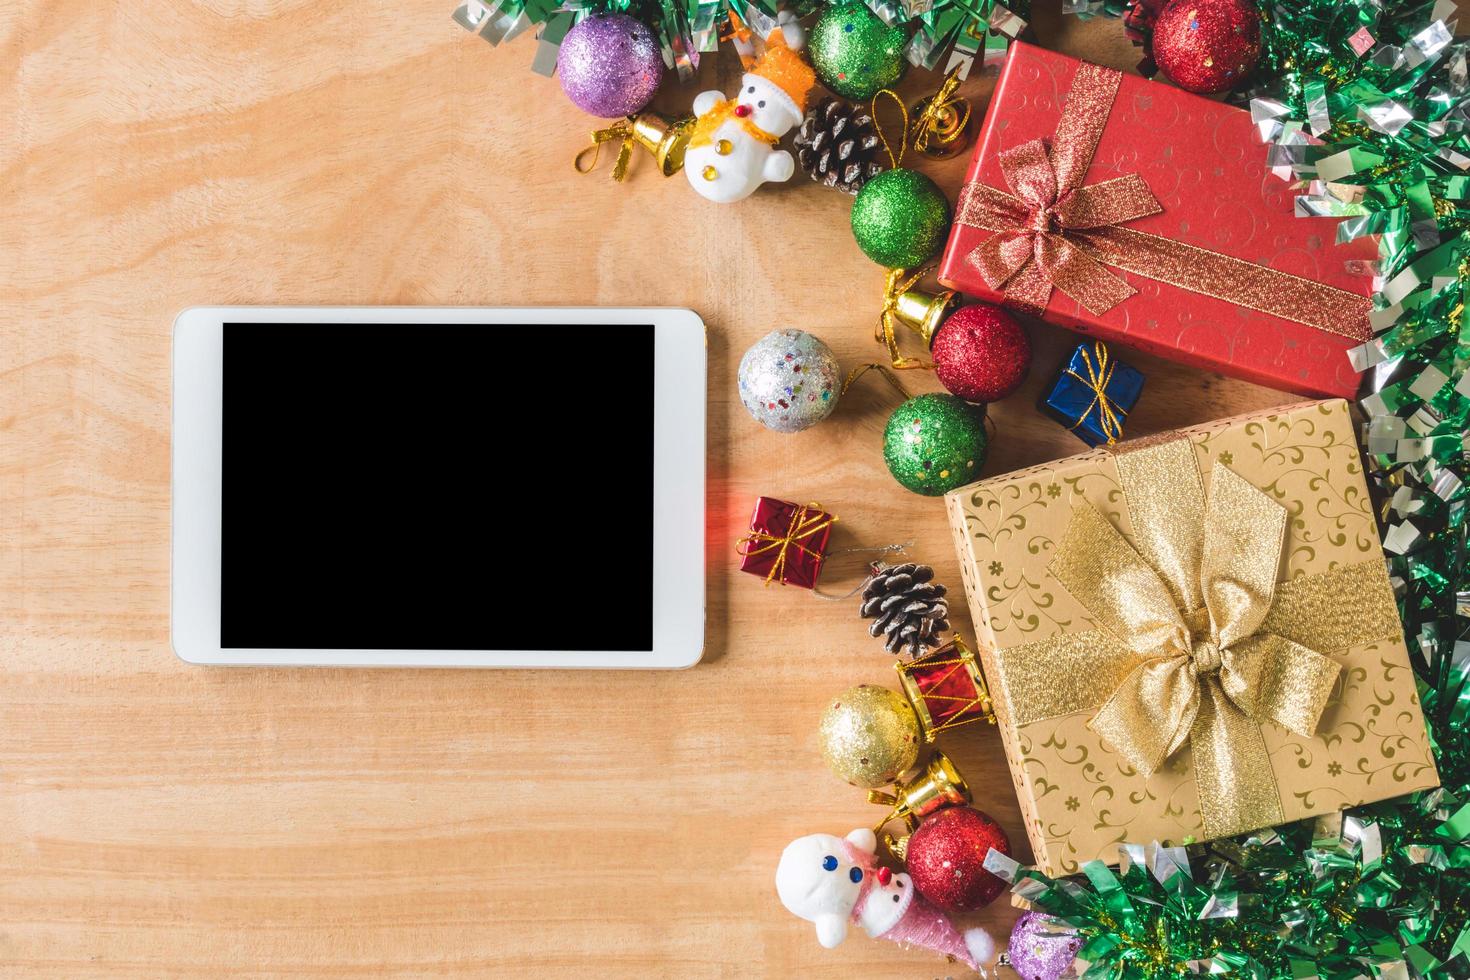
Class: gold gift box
945,400,1439,877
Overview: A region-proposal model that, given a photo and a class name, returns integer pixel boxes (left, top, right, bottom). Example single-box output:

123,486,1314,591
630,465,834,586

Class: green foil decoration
983,1,1470,977
449,0,1028,82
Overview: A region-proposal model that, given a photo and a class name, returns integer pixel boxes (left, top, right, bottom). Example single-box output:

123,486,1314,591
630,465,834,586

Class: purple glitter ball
1007,912,1081,980
557,13,664,118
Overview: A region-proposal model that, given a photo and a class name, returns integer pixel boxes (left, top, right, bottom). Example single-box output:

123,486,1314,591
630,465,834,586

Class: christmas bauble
1008,912,1082,980
558,14,665,117
882,394,987,496
931,303,1031,403
737,329,841,433
1152,0,1262,94
818,684,922,788
851,169,950,269
808,1,908,101
905,806,1011,912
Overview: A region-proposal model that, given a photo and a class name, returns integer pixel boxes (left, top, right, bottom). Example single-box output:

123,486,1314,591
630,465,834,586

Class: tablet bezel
172,306,705,668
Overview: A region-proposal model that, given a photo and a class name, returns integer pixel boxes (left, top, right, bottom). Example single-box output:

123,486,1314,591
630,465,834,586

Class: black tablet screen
220,322,654,650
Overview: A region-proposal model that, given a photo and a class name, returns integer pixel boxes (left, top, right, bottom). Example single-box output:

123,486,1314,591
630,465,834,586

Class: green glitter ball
883,393,988,496
851,168,952,269
808,1,908,101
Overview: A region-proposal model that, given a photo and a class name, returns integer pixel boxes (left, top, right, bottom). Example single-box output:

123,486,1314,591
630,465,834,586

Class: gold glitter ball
716,139,733,155
818,684,922,788
702,165,719,181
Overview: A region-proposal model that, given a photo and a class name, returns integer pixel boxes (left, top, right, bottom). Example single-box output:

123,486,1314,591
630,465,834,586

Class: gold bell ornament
907,68,972,160
574,111,695,181
868,749,972,835
876,266,958,369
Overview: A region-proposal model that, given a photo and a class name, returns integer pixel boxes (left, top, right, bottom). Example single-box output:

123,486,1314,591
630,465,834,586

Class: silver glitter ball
737,329,841,433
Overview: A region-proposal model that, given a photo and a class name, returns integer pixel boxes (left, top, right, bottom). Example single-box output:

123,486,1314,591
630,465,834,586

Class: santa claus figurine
775,827,997,973
684,14,815,204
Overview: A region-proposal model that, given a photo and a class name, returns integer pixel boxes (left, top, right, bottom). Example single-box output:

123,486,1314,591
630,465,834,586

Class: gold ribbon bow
908,68,971,158
877,267,934,369
1000,436,1403,839
1064,342,1126,444
735,502,836,587
575,121,640,182
954,63,1373,339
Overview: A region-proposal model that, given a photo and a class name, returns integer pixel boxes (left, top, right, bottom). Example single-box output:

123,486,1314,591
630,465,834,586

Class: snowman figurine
685,17,815,204
775,827,996,972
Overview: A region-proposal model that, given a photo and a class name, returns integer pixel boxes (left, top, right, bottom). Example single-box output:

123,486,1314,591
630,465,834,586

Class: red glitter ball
1152,0,1262,95
904,806,1011,913
931,303,1031,403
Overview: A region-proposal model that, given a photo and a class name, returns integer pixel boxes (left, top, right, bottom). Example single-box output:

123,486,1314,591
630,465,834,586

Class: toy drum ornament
895,635,995,741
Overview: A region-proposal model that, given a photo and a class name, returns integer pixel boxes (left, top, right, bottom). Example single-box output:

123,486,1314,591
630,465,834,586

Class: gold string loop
871,87,910,170
842,362,912,402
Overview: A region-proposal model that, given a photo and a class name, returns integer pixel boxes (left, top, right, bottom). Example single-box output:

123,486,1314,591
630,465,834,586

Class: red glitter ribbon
954,62,1372,341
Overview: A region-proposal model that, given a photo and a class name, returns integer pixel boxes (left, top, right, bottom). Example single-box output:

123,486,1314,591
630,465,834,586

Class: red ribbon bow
961,64,1161,317
967,142,1162,316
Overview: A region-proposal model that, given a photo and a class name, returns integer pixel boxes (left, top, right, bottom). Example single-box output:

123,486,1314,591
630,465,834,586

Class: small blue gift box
1041,342,1144,447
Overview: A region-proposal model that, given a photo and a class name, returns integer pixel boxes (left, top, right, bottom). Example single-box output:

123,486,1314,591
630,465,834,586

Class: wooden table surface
1,3,1305,976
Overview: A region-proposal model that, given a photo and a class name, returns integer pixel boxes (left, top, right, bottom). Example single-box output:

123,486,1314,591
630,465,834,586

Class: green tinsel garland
449,0,1028,81
985,2,1470,977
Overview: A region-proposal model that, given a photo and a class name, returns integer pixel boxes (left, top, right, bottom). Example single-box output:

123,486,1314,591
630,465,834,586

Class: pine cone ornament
795,97,885,195
860,563,950,656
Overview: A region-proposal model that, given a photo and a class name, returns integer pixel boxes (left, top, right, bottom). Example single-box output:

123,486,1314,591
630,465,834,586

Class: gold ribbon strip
1063,342,1127,444
953,62,1372,342
735,503,836,587
995,436,1402,839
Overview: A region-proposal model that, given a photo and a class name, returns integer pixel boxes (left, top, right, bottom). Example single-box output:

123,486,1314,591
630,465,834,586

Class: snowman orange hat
747,28,816,124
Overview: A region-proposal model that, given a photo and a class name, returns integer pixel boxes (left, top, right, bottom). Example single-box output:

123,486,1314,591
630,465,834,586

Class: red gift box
736,497,835,589
937,42,1378,399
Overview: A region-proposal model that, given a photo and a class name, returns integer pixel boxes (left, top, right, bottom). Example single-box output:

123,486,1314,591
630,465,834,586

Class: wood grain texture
0,2,1341,976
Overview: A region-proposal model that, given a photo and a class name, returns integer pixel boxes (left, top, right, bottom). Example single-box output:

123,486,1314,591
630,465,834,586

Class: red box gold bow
937,42,1379,400
736,497,835,589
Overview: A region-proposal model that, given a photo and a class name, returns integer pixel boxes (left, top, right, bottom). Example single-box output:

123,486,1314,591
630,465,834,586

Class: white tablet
172,307,706,668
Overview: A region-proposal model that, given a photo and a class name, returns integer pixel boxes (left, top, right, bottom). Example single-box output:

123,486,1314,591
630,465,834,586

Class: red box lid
937,41,1378,399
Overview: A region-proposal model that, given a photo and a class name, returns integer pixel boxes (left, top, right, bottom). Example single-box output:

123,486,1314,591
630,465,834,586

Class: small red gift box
736,497,835,589
937,42,1378,399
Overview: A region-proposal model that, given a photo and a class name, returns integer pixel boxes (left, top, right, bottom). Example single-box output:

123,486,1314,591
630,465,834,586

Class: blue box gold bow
1041,341,1143,447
